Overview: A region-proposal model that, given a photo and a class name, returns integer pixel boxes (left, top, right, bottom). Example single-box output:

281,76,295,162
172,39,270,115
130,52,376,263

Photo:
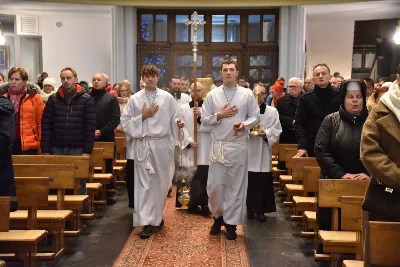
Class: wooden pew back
0,197,10,232
115,137,126,160
278,144,298,164
284,148,299,172
272,140,279,158
12,155,89,178
302,166,321,195
13,164,76,190
94,142,114,159
291,157,319,181
318,179,369,231
90,148,106,177
339,196,364,231
14,177,50,229
369,221,400,266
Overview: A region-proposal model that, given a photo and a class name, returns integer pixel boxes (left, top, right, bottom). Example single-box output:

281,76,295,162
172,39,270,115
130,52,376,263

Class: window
176,15,189,42
212,14,240,42
248,14,276,43
227,15,240,42
177,54,203,80
248,54,272,85
155,15,168,41
212,15,225,42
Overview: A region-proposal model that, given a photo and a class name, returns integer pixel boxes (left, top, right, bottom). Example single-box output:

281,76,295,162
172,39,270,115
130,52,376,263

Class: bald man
90,73,120,204
303,77,314,93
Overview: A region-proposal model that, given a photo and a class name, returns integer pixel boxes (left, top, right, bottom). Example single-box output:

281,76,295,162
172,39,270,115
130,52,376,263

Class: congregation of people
0,58,400,266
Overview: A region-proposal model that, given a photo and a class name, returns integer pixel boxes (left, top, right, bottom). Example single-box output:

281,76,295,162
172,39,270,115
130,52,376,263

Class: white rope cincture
136,137,160,174
210,141,225,163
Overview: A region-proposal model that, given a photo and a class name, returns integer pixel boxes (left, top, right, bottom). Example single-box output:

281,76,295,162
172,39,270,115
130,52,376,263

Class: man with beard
294,64,341,157
170,75,190,106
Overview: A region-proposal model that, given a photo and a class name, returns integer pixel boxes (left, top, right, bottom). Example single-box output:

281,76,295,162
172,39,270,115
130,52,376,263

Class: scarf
8,86,27,113
380,81,400,122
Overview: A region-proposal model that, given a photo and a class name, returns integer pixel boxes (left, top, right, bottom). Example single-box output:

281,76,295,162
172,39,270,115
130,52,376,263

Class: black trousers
12,139,37,155
188,165,209,207
125,159,134,208
246,171,276,213
377,59,391,78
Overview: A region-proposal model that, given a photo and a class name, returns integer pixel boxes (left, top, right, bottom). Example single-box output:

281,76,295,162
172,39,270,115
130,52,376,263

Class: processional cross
185,12,206,168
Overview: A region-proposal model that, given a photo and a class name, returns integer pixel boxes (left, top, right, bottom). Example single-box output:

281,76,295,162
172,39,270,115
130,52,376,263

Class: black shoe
107,198,116,205
187,205,201,214
200,206,211,217
140,225,154,239
210,217,223,235
256,213,266,222
224,223,237,240
247,212,255,219
167,188,172,197
159,219,164,228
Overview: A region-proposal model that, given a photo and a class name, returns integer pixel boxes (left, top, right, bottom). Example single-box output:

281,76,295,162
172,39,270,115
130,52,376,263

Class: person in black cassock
246,83,282,221
375,35,393,79
0,95,17,211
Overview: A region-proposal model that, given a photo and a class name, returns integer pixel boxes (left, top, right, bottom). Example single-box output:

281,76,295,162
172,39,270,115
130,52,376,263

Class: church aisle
53,190,133,267
244,196,329,267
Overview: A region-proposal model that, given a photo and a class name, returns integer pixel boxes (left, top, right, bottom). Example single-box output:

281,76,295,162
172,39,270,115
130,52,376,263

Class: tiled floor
243,196,330,267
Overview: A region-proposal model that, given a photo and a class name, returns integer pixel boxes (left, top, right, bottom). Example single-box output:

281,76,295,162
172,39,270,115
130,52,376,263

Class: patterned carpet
113,187,250,267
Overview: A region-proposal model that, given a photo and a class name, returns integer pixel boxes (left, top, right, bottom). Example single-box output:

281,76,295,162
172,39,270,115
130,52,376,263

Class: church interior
0,0,400,266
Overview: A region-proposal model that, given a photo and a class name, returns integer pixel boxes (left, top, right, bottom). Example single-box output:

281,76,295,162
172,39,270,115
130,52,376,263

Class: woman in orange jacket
1,67,44,154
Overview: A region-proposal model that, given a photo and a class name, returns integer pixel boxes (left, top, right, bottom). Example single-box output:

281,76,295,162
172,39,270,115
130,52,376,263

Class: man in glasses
294,63,341,157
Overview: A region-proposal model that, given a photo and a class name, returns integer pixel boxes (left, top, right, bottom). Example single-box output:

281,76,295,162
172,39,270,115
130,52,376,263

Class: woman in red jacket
2,67,44,154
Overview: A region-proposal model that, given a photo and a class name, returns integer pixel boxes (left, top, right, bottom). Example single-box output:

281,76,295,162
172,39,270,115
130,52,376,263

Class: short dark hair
313,63,331,74
180,76,190,82
141,65,159,77
171,75,180,81
60,67,78,78
378,77,390,83
333,72,341,77
375,35,382,39
8,67,29,81
220,59,238,71
239,76,246,81
276,76,285,82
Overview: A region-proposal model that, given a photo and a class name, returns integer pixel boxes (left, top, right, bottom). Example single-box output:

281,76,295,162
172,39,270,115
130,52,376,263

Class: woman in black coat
314,80,369,252
0,95,17,211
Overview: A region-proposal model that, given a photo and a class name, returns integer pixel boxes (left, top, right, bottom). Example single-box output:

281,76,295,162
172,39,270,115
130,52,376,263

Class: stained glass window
250,55,271,67
141,14,153,41
142,54,167,87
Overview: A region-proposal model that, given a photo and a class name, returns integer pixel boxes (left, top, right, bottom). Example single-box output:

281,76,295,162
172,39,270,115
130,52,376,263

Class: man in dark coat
376,36,393,79
294,64,341,157
41,67,97,195
0,95,17,211
90,73,120,204
276,77,302,169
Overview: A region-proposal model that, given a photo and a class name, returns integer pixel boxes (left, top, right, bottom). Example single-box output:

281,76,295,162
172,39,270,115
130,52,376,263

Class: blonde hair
117,83,131,97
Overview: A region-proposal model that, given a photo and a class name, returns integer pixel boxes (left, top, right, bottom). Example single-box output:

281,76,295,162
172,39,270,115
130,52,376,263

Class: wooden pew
114,137,127,185
12,155,98,218
272,143,298,181
317,179,369,267
89,148,111,205
291,166,320,224
93,143,117,195
0,197,47,267
277,147,298,197
13,164,86,234
10,177,73,260
282,157,319,205
343,221,400,267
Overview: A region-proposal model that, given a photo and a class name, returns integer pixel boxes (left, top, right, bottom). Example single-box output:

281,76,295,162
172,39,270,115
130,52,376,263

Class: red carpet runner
113,187,250,267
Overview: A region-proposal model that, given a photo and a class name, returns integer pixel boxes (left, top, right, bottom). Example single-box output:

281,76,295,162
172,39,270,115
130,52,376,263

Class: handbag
362,177,400,220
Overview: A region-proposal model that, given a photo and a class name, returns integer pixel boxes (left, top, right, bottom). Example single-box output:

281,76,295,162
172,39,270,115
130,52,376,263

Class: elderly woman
361,65,400,266
314,80,369,238
1,67,44,155
366,81,392,111
39,77,57,103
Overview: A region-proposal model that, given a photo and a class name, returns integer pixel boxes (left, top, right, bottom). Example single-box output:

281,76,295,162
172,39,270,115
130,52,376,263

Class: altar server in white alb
179,82,212,215
120,65,184,239
246,83,281,222
201,59,260,240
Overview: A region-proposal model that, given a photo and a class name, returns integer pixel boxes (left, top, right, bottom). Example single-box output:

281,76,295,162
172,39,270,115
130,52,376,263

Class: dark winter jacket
294,84,341,156
0,96,17,211
315,80,369,178
276,94,299,144
41,84,96,154
90,88,120,142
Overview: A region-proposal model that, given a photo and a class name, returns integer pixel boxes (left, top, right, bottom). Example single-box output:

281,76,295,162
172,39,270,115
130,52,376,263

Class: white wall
306,19,355,79
0,2,113,84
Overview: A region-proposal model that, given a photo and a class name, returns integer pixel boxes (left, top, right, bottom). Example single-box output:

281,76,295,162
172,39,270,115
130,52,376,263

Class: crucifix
185,11,206,168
